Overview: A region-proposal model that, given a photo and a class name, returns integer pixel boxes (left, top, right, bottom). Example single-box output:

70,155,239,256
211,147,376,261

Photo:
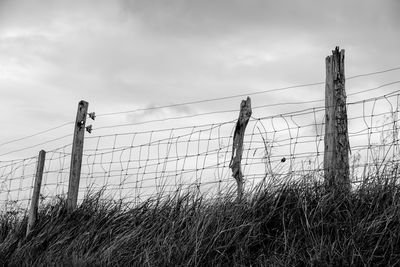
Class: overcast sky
1,0,400,160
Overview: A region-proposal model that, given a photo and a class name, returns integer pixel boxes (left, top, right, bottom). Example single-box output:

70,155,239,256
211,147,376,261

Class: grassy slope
1,180,400,266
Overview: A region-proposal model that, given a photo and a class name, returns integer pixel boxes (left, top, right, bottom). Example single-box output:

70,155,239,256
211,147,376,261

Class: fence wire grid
2,75,400,211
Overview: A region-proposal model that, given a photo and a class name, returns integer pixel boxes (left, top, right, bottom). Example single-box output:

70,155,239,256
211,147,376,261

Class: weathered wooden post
324,47,350,192
67,100,89,212
230,97,252,202
26,150,46,237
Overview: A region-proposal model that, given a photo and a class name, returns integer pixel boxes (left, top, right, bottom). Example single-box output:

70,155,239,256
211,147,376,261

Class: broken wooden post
324,47,350,192
230,97,252,202
26,149,46,237
67,100,89,212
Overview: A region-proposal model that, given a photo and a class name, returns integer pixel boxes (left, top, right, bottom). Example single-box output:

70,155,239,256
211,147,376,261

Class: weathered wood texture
26,150,46,236
324,47,350,191
67,100,89,212
230,97,252,201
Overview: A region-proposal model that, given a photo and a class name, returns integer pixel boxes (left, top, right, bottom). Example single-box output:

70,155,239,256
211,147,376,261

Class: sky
1,0,400,160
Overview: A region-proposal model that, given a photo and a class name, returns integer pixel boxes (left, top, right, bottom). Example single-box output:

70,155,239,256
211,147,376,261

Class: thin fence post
230,97,252,202
324,47,350,192
26,149,46,237
67,100,89,212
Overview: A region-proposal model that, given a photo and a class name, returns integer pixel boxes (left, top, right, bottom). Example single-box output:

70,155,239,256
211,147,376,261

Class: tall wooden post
26,150,46,237
67,100,89,212
324,47,350,192
230,97,252,202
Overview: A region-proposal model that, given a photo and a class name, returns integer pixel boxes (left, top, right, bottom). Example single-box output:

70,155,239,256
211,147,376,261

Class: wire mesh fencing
2,91,400,210
1,64,400,211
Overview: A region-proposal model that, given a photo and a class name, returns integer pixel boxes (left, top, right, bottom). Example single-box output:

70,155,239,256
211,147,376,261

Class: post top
333,46,345,55
325,47,345,62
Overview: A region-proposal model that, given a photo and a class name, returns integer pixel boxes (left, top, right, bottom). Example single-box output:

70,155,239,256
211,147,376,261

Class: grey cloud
119,0,399,38
117,0,400,85
1,0,399,157
126,102,194,124
141,103,192,116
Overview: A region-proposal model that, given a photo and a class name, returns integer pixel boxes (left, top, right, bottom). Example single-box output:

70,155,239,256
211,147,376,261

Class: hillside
1,178,400,266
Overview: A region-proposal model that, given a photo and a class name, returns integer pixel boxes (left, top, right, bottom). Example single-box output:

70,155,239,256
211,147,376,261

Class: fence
1,47,400,222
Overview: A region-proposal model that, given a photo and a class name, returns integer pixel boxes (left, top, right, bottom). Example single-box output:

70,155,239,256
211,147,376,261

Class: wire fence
1,66,400,212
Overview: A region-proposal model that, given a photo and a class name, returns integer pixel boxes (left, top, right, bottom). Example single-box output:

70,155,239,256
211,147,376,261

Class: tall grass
1,176,400,266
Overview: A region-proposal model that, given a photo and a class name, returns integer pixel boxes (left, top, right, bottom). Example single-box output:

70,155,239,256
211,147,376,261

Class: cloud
0,0,399,159
118,0,400,72
119,0,399,38
126,102,194,124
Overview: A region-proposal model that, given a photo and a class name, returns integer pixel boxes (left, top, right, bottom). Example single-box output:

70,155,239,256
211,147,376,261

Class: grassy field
1,177,400,266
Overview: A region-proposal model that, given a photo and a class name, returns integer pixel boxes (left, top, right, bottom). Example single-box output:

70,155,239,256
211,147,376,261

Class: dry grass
1,177,400,266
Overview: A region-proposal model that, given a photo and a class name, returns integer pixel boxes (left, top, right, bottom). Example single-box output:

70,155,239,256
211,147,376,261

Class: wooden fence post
230,97,252,202
67,100,89,212
324,47,350,192
26,150,46,237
